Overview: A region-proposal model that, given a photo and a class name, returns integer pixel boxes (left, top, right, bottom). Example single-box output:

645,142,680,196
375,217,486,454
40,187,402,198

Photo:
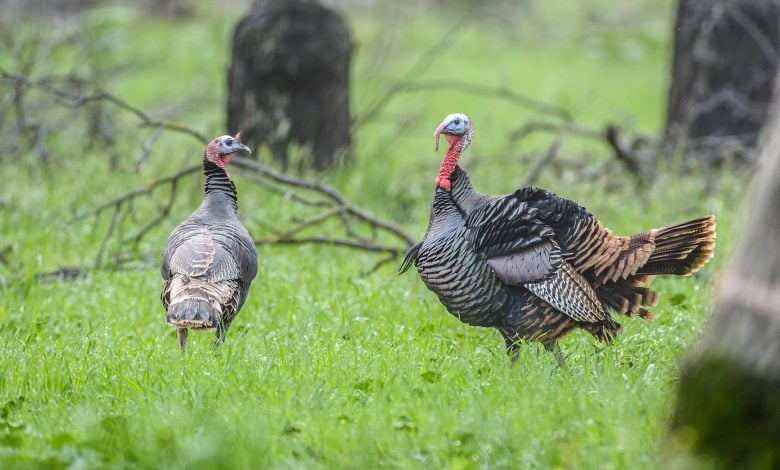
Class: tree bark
227,0,353,171
663,0,780,167
670,102,780,467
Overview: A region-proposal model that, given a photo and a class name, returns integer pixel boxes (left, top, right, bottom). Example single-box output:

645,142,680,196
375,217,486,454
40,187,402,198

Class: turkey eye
225,139,234,146
453,119,461,125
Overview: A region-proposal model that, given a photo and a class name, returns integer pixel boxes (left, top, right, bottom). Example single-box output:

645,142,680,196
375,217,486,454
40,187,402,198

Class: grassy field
0,1,747,468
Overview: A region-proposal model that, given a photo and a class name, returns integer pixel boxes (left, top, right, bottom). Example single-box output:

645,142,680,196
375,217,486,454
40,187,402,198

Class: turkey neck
437,139,464,188
426,167,481,241
435,166,479,213
202,159,238,213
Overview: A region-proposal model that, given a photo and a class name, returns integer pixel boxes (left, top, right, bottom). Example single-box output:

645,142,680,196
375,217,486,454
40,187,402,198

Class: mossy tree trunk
663,0,780,167
227,0,353,172
670,103,780,467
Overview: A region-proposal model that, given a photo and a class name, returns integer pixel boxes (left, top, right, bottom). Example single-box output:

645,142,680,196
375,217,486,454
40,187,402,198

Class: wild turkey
161,134,258,353
400,113,716,364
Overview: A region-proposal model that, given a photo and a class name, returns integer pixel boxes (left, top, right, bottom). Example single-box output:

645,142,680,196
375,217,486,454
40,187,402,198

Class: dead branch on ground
508,119,657,184
2,70,415,280
2,63,681,283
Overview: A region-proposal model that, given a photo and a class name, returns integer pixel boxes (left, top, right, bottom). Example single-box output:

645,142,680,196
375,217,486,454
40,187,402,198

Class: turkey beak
232,132,251,155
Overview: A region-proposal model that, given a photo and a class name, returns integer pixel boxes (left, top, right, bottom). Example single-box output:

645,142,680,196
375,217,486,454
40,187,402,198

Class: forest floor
0,1,747,468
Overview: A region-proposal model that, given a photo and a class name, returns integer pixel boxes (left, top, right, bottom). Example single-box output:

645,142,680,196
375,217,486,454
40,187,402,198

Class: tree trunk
227,0,353,171
670,102,780,467
663,0,780,167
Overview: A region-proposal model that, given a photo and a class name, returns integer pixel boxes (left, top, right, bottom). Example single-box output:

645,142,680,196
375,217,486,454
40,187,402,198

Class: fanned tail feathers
593,215,715,322
638,215,716,276
595,275,658,321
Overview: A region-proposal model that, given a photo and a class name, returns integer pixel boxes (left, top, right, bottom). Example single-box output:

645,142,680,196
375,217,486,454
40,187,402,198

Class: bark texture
227,0,352,171
671,100,780,467
664,0,780,167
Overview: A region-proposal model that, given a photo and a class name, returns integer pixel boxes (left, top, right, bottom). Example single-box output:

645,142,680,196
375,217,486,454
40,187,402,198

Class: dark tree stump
670,98,780,467
663,0,780,167
227,0,353,171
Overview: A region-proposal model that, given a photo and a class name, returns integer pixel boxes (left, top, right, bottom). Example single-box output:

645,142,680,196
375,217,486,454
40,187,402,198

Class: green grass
0,1,747,468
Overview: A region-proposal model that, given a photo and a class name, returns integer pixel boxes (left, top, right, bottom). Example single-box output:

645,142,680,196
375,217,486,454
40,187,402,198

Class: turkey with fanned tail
400,113,716,364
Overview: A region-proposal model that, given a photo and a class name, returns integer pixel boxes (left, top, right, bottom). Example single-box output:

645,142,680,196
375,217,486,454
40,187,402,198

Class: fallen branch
71,164,199,222
523,135,563,187
254,236,400,255
509,119,657,183
232,156,415,247
2,65,675,283
604,124,654,182
1,69,416,280
403,79,572,122
35,266,85,282
355,18,468,128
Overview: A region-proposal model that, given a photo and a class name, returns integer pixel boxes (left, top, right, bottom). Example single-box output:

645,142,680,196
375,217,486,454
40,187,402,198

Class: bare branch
125,178,179,248
361,253,398,277
254,236,400,255
265,206,347,241
139,120,209,143
355,17,468,128
509,120,602,142
93,205,120,269
404,79,572,122
604,125,654,181
70,165,199,222
231,156,416,246
523,135,563,187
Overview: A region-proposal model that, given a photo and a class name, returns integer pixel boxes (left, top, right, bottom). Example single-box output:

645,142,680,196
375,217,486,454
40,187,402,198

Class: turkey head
434,113,474,191
205,133,252,175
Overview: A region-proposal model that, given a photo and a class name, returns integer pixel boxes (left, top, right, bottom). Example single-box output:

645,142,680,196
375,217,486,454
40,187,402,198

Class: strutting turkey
161,134,258,353
400,113,716,364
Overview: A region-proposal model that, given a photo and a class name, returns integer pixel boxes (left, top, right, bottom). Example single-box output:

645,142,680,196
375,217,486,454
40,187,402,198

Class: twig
523,135,563,187
125,177,179,247
35,266,85,282
604,125,650,180
509,120,601,142
231,156,415,246
70,165,199,222
135,126,164,172
243,172,339,208
266,206,347,241
93,205,120,269
139,120,208,143
361,253,398,277
254,236,400,255
404,79,572,122
1,69,210,143
355,18,468,128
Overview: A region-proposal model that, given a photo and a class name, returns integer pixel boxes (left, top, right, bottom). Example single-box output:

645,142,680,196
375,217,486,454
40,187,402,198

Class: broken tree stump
663,0,780,167
227,0,353,171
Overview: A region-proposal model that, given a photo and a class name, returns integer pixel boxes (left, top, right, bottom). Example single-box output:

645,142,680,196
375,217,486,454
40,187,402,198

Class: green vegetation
1,1,746,468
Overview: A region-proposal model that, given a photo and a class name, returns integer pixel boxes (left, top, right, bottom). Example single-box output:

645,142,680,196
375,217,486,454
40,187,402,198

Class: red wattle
435,140,462,191
434,176,451,191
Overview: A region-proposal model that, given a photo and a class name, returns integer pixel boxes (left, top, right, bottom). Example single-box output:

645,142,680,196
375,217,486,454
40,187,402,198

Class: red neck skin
206,147,232,179
435,137,463,191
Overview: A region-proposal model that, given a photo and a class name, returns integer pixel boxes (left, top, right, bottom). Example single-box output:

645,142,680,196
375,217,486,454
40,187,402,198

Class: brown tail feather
595,275,658,320
582,317,623,344
637,215,716,276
